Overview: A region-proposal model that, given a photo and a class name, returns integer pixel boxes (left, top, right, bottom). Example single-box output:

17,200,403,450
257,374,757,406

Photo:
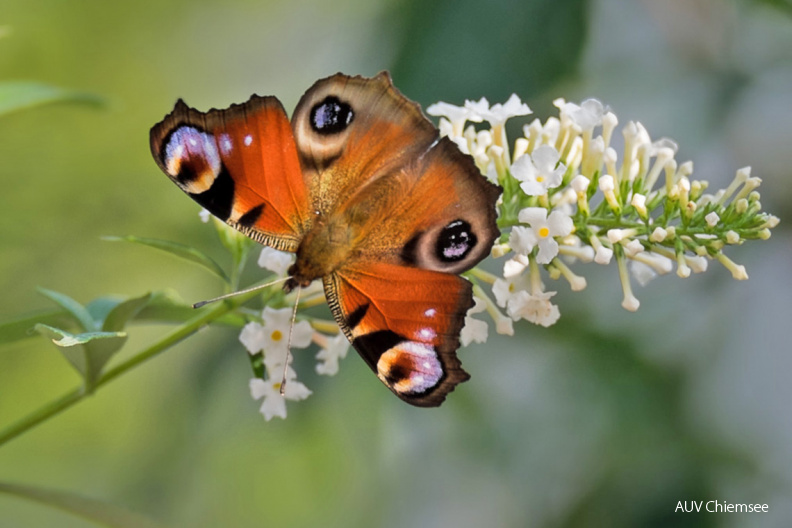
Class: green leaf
103,235,229,283
34,324,127,389
0,291,245,346
0,81,103,117
102,292,153,332
37,287,97,332
0,308,74,345
86,296,126,324
0,481,167,528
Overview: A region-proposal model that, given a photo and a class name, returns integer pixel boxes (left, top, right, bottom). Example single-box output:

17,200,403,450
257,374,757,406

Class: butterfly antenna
192,276,291,309
280,285,302,396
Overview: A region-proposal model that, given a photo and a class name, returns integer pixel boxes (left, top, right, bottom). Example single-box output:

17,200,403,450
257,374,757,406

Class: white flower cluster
224,93,777,420
428,94,778,340
239,249,348,420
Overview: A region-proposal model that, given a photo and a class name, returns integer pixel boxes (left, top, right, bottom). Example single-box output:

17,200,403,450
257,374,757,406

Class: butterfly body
151,72,501,407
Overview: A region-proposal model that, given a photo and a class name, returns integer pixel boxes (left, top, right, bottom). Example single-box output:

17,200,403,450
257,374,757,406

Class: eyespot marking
310,96,354,135
435,219,477,263
163,126,221,193
376,341,443,395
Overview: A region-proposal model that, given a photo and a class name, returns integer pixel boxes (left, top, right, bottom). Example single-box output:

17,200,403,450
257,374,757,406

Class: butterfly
149,72,501,407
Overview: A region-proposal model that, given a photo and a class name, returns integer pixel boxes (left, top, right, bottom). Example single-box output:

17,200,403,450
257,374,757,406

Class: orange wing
324,261,472,407
289,72,439,217
150,96,311,251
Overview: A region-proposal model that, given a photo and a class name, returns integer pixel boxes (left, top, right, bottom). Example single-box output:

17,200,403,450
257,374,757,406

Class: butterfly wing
288,72,501,405
325,262,471,407
150,96,311,251
290,72,440,216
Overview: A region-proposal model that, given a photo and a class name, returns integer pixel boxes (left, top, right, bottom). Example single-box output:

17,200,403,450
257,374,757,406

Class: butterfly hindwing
324,261,472,407
150,96,311,251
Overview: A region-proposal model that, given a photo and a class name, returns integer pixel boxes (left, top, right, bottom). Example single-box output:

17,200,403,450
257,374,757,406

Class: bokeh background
1,0,791,526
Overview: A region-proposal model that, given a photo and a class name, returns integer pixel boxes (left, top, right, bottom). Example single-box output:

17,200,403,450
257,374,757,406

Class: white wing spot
244,135,253,146
417,327,436,340
424,308,437,318
219,134,233,155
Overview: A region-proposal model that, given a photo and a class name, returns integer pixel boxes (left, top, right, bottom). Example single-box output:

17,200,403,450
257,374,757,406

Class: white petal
492,279,512,308
502,93,532,117
261,306,292,329
571,175,590,193
547,210,574,237
259,392,287,421
595,247,614,265
510,153,538,182
546,166,565,189
531,145,560,174
263,346,290,372
257,247,293,276
460,316,488,346
599,174,615,192
503,255,529,278
519,180,547,197
517,207,548,226
536,238,559,264
290,320,315,349
426,101,466,122
249,378,269,400
630,260,657,287
573,99,605,130
469,296,487,314
316,359,339,376
509,225,537,255
284,379,312,401
239,323,266,354
495,315,514,336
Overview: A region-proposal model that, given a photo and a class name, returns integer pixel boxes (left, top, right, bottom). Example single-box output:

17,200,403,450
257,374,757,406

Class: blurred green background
1,0,791,526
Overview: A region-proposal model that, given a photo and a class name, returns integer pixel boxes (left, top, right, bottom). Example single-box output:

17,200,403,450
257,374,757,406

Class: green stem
0,289,260,448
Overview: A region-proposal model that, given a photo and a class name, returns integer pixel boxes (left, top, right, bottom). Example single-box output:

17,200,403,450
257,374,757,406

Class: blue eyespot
310,96,354,134
435,220,476,262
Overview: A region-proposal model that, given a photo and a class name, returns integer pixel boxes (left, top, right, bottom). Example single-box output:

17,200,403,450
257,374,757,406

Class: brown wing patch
290,72,440,217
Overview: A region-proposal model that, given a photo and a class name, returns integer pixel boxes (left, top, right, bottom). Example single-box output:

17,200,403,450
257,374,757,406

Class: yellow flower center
538,226,550,238
536,175,545,183
271,330,283,341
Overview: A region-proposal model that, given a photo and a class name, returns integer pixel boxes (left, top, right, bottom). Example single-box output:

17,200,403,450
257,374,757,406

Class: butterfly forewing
150,96,311,251
291,72,440,217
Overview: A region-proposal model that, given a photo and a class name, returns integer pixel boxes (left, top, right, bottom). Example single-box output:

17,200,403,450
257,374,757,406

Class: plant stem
0,289,260,448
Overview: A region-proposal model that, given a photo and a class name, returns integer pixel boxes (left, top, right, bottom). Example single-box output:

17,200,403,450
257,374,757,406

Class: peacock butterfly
149,72,501,407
